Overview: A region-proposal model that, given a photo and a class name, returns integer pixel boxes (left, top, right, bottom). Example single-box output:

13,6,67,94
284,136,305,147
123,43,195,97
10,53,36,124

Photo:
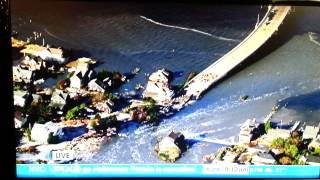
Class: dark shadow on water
118,121,140,134
172,71,184,79
273,90,320,125
64,48,92,60
277,90,320,111
185,133,208,147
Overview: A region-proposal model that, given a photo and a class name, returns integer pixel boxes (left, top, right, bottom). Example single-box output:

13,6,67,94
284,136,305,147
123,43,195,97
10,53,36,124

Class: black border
1,0,16,179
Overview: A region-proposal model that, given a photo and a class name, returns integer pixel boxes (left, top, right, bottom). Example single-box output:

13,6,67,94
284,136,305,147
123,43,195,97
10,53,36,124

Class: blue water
12,1,320,163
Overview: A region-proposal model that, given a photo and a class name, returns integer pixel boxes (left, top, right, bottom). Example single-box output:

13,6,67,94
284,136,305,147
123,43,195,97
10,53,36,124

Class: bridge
171,5,291,111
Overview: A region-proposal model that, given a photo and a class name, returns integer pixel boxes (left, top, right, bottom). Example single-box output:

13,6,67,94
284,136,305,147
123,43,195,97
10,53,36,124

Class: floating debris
240,95,249,101
135,83,143,91
132,67,140,74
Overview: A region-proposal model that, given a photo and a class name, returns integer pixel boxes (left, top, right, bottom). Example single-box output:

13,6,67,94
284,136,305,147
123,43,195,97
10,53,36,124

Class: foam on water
308,32,320,46
140,15,241,42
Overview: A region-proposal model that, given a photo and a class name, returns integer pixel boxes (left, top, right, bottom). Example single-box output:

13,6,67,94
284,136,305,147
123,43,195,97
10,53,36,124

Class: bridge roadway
170,5,291,111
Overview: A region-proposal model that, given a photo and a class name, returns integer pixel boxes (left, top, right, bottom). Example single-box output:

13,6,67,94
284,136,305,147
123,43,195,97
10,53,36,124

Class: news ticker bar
17,164,320,178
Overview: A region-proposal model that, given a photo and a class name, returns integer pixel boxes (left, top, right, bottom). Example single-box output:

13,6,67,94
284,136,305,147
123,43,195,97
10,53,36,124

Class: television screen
8,0,320,178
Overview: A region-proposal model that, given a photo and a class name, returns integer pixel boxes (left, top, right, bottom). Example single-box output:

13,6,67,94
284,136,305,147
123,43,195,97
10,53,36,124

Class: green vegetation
23,127,32,141
264,121,272,133
91,92,117,105
231,145,246,154
112,71,122,79
279,156,292,165
271,135,304,165
159,153,170,162
271,137,286,148
97,69,124,88
91,92,105,103
88,115,116,132
14,84,23,91
142,97,156,107
56,78,70,90
47,132,59,144
216,148,227,161
135,83,143,91
66,103,86,120
104,92,118,101
25,102,52,124
142,98,159,123
311,147,320,156
123,107,130,113
286,144,299,158
88,119,99,130
99,116,112,128
97,69,111,80
66,71,75,79
126,98,159,123
97,69,123,82
36,117,46,124
36,159,47,164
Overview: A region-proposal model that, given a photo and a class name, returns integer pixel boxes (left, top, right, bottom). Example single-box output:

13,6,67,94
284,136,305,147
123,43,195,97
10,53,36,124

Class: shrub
143,97,156,105
293,160,305,165
66,72,75,79
24,102,51,124
24,127,32,141
279,156,292,165
216,148,227,161
88,119,99,130
14,84,23,91
264,121,272,133
104,92,118,101
112,72,122,79
285,144,299,158
36,159,47,164
287,137,301,146
38,102,52,116
67,108,79,119
66,103,86,120
158,153,170,162
47,132,59,144
135,83,143,91
112,72,124,87
123,107,130,113
36,117,46,124
97,69,111,81
91,92,105,104
97,118,112,130
291,131,300,138
311,147,320,156
79,103,86,109
271,136,304,165
145,110,159,123
141,98,159,123
271,137,286,149
232,145,245,153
